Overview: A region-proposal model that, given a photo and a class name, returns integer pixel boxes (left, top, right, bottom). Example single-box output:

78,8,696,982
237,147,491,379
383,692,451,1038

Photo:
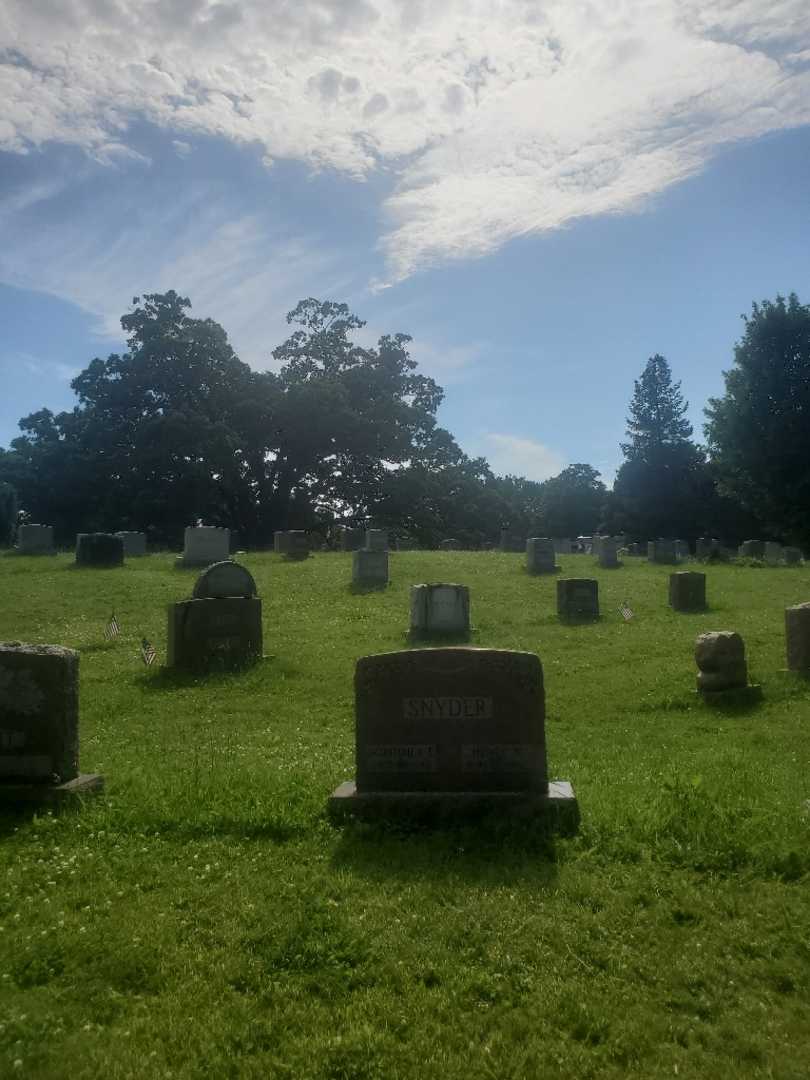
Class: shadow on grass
133,654,293,691
698,685,764,715
330,818,561,886
349,582,389,595
405,631,474,648
78,641,117,654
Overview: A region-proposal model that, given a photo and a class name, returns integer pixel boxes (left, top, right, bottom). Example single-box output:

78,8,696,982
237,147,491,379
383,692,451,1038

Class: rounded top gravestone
192,561,257,599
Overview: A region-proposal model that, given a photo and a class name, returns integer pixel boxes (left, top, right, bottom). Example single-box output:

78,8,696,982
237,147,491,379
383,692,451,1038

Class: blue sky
2,0,810,485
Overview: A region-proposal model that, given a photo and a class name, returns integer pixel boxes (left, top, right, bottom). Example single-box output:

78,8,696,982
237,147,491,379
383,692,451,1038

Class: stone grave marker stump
695,631,748,693
328,646,578,830
669,571,707,612
0,643,103,801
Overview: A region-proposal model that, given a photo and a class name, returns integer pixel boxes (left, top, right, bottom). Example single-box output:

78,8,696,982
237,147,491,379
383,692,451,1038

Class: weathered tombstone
365,529,389,552
16,524,56,555
328,646,578,830
340,527,364,552
273,531,289,554
499,529,525,553
784,547,803,566
648,539,678,564
410,584,470,637
695,631,748,693
764,541,784,564
179,526,230,568
75,533,124,568
115,531,147,557
283,531,310,560
353,549,389,587
440,539,462,551
553,538,572,555
785,603,810,672
626,542,643,557
168,561,262,672
556,579,599,620
598,538,620,569
696,537,720,559
669,571,707,612
0,643,103,800
526,538,558,574
739,540,765,559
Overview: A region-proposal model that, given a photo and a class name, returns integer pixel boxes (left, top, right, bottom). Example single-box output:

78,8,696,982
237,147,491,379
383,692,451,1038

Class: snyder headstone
410,584,470,637
556,578,599,620
17,525,56,555
695,631,748,692
785,603,810,672
168,562,262,672
75,533,124,568
648,539,678,564
365,529,389,552
115,531,147,557
0,643,103,797
353,549,389,587
526,538,558,574
669,571,706,612
180,526,230,568
328,646,578,830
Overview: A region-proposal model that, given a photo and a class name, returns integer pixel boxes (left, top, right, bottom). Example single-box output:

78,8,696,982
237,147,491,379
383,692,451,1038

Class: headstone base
327,779,578,833
175,556,218,569
0,773,105,804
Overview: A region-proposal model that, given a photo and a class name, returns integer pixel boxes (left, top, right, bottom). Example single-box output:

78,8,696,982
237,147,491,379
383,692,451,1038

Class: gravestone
556,579,599,620
553,538,572,555
499,530,525,553
179,526,230,568
167,561,262,672
648,539,678,564
696,537,720,559
669,571,706,612
115,531,147,557
526,538,558,574
328,646,578,830
440,539,462,551
695,631,748,692
16,525,56,555
764,541,783,564
626,542,643,556
784,547,803,566
785,603,810,672
340,528,364,552
75,533,124,568
576,536,593,554
598,538,620,568
410,584,470,637
273,531,290,554
353,549,389,587
0,643,103,800
283,531,310,560
739,540,765,559
365,529,389,552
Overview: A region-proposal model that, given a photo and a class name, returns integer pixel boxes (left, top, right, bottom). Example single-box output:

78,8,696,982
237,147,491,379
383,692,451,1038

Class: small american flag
104,612,120,640
619,600,634,621
140,638,157,666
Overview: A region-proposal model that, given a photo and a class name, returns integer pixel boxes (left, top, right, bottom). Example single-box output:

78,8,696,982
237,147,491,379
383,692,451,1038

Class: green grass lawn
1,550,809,1079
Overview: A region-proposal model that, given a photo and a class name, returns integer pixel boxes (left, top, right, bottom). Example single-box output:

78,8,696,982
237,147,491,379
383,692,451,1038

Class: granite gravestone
648,540,678,564
669,571,706,612
353,549,389,587
410,584,470,637
328,647,578,829
179,526,230,568
75,533,124,568
556,579,599,620
16,525,56,555
499,530,525,553
340,528,364,552
115,531,147,556
785,603,810,673
739,540,765,559
273,531,290,554
0,643,103,800
168,561,262,672
598,538,620,569
526,538,558,574
695,631,748,693
283,531,310,560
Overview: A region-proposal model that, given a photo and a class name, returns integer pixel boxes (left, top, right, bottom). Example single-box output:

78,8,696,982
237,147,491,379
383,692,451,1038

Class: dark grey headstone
352,549,388,586
76,533,124,567
556,579,599,620
786,603,810,672
167,598,263,671
669,571,706,611
192,561,257,599
526,538,558,574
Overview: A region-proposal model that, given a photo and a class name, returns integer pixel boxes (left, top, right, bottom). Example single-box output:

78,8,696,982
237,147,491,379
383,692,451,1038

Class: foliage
0,480,17,546
705,293,810,547
538,463,606,538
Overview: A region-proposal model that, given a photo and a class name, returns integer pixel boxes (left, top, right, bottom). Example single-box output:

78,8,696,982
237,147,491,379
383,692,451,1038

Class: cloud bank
2,1,810,281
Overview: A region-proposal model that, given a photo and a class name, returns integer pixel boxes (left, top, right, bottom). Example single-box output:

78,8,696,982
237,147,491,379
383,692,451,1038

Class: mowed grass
1,550,809,1080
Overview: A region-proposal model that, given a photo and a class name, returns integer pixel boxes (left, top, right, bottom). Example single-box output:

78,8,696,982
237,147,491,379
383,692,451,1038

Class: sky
2,0,810,486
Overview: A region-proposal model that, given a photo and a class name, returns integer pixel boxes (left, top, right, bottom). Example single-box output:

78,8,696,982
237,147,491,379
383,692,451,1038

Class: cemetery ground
1,552,809,1080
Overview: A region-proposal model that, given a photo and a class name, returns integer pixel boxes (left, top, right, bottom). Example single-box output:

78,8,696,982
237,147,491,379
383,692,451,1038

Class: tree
539,464,606,538
0,481,17,546
705,293,810,546
621,354,693,460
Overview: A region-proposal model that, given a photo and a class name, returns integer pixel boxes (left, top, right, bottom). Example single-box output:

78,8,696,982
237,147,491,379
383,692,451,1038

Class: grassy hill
1,550,809,1079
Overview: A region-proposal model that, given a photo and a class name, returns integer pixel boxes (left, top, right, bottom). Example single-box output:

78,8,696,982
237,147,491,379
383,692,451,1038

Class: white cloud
480,433,565,481
1,1,809,281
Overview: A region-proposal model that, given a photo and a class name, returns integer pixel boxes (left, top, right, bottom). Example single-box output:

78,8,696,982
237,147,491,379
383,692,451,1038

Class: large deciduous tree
704,293,810,546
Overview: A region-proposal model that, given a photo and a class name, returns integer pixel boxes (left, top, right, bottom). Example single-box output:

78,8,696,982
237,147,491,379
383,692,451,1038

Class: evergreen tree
621,354,693,462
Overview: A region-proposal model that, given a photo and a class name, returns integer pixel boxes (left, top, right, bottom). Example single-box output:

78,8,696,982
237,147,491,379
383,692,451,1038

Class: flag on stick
140,638,157,666
104,612,120,640
619,600,634,621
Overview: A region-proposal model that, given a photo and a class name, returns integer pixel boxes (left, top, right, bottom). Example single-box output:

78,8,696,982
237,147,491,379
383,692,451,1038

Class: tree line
1,290,808,550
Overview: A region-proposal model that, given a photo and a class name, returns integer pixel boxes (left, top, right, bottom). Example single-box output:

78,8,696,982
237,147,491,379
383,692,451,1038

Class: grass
0,549,809,1079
